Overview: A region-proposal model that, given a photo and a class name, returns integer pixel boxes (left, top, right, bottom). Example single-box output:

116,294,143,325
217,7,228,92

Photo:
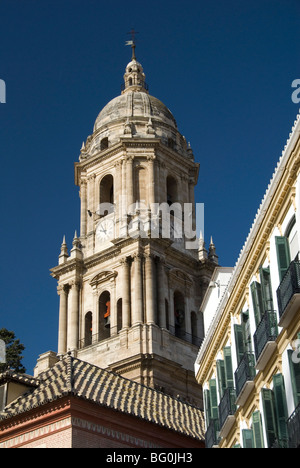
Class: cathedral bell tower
49,43,217,406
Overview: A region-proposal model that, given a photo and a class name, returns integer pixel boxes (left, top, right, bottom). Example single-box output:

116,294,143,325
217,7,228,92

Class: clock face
96,218,114,242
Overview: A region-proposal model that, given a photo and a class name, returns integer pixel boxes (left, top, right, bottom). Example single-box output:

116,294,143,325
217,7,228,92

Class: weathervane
125,29,139,60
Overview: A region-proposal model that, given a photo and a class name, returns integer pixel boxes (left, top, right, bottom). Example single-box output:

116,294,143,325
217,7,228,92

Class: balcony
218,388,237,438
205,419,220,449
277,260,300,328
287,403,300,448
235,352,256,406
254,310,278,371
168,326,203,347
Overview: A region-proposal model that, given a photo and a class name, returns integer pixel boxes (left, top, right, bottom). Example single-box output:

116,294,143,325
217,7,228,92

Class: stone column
157,258,166,328
80,180,87,237
110,278,117,336
169,287,175,329
145,253,156,324
67,281,80,351
147,155,155,207
122,257,131,328
185,294,192,336
126,156,134,212
57,284,69,355
133,254,143,325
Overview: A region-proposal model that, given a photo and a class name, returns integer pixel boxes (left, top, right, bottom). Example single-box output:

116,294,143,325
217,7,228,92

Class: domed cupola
122,40,148,94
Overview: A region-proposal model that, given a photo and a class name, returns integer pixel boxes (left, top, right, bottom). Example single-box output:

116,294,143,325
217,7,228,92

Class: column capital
70,279,81,290
57,283,70,295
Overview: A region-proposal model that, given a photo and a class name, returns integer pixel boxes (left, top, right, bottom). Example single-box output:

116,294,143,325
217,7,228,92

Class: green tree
0,328,26,374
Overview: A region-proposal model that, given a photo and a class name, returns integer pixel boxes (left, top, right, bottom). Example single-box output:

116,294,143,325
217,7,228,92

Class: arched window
99,174,114,217
166,175,178,206
100,137,109,151
174,291,185,339
99,291,111,341
84,312,93,347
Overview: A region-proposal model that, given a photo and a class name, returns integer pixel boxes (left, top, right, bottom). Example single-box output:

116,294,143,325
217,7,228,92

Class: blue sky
0,0,299,373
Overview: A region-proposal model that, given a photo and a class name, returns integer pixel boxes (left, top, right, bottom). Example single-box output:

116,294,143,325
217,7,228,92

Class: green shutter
259,266,274,312
204,389,211,426
216,360,226,400
288,349,300,407
234,324,245,365
252,411,265,448
242,429,254,448
250,281,264,327
209,379,219,420
262,388,277,448
223,347,234,388
242,310,252,352
275,236,291,282
272,374,288,443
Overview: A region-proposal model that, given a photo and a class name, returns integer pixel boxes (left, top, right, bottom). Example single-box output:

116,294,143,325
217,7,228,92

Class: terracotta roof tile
0,356,205,441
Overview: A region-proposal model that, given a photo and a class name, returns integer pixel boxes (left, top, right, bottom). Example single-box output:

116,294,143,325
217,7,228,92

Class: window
117,298,122,332
99,174,114,217
234,310,253,366
276,236,291,282
166,176,178,206
174,291,185,339
84,312,93,347
250,265,274,327
99,291,111,340
100,137,108,151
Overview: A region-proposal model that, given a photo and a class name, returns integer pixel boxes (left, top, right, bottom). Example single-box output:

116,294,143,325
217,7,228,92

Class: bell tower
49,43,217,406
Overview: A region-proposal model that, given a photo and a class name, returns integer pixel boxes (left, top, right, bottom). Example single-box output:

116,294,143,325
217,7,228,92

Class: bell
104,315,110,328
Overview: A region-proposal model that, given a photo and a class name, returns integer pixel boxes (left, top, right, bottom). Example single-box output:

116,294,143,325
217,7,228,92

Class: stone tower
47,44,217,406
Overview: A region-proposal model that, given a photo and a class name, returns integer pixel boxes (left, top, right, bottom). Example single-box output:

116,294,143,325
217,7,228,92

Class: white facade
196,110,300,448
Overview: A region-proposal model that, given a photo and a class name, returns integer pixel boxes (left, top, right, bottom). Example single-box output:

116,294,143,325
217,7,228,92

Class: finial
126,29,138,61
208,236,219,265
59,235,69,264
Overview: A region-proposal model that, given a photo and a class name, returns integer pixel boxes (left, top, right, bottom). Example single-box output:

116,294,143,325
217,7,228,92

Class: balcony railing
277,260,300,328
219,388,237,435
287,403,300,448
205,419,220,449
168,326,203,347
235,352,256,403
254,310,278,369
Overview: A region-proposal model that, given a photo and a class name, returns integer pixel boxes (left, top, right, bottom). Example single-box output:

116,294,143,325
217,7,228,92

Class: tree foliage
0,328,26,374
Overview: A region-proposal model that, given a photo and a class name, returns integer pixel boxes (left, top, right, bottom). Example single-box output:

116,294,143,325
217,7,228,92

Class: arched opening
99,291,111,341
117,298,122,332
167,175,178,206
99,174,114,217
100,137,109,151
174,291,185,339
84,312,93,347
191,311,197,345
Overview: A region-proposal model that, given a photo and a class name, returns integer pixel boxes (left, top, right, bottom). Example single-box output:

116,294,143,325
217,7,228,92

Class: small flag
125,40,134,46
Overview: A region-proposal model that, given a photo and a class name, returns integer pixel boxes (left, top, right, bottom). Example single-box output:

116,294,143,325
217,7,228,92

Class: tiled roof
0,356,205,441
0,369,39,388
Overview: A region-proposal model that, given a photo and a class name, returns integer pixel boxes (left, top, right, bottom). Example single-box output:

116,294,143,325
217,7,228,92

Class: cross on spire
126,29,139,60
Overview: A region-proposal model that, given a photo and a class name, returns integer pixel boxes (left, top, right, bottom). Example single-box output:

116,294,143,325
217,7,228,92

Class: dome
94,91,178,133
80,45,192,161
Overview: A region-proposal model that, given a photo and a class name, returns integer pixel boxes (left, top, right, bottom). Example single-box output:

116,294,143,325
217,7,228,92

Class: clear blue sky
1,0,299,374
